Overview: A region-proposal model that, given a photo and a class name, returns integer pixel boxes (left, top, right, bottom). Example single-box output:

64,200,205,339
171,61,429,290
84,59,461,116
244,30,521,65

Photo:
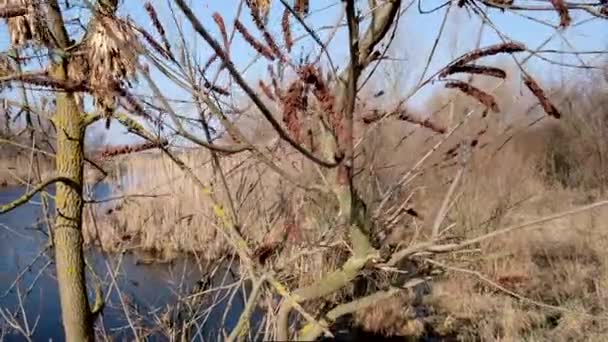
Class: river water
0,184,256,341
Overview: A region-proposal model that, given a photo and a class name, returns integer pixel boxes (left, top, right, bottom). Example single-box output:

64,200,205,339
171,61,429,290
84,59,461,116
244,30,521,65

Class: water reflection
0,184,250,341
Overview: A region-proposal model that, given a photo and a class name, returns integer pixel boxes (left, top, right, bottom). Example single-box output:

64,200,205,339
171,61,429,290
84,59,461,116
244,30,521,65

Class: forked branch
0,177,77,214
174,0,341,168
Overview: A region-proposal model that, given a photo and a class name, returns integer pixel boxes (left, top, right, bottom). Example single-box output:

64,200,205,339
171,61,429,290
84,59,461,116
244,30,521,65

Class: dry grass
0,144,53,187
80,68,608,339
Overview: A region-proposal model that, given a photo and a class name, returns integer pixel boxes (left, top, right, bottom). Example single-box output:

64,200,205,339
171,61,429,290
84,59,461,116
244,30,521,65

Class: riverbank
80,112,608,339
0,155,54,188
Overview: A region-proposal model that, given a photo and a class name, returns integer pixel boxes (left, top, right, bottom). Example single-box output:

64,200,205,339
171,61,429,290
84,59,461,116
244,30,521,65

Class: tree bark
45,1,95,339
53,87,94,341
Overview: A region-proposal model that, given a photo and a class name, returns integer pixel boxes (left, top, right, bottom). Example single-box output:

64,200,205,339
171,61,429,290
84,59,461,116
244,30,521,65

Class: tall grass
82,69,608,339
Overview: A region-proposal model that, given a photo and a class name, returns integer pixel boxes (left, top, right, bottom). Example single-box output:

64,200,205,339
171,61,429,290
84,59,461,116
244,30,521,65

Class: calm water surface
0,184,252,341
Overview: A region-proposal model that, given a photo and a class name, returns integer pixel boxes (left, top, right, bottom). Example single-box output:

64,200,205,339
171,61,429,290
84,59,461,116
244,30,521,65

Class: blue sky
1,1,606,146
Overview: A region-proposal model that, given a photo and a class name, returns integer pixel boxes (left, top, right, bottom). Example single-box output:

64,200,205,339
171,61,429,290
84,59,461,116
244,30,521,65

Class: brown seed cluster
294,0,309,17
259,80,276,101
0,54,14,78
85,14,140,123
3,0,49,46
87,16,139,88
144,2,173,57
99,139,169,159
445,80,500,113
440,64,506,79
281,7,293,53
523,74,561,119
549,0,571,28
212,12,229,49
235,19,276,61
245,0,271,30
451,42,526,67
281,80,307,143
298,64,336,127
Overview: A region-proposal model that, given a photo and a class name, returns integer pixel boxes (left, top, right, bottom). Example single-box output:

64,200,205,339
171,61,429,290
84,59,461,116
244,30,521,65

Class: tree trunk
53,88,94,341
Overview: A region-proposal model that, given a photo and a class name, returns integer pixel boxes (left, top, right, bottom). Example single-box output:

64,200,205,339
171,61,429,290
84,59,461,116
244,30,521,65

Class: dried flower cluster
235,19,276,61
99,139,168,159
245,0,271,29
398,111,446,134
240,1,287,62
144,2,173,57
281,80,307,143
268,65,283,99
445,80,500,113
0,54,14,91
281,8,293,52
523,74,561,118
450,42,526,67
2,0,48,46
212,12,229,49
84,14,140,124
440,64,506,79
259,80,275,100
294,0,309,17
262,30,285,61
139,27,172,61
298,64,336,126
0,54,13,76
550,0,571,28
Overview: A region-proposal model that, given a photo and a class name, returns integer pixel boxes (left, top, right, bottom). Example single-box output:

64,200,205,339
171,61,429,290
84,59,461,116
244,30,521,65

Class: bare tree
0,0,607,341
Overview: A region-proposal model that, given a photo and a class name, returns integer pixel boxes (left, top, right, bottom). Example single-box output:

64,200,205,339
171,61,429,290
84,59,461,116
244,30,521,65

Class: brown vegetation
80,71,608,339
1,0,607,341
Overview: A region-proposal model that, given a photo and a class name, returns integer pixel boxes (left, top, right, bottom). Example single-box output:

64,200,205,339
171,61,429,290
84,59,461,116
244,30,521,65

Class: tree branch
226,276,266,342
0,177,77,214
297,286,408,341
276,251,379,340
0,5,27,18
174,0,341,168
138,67,251,154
